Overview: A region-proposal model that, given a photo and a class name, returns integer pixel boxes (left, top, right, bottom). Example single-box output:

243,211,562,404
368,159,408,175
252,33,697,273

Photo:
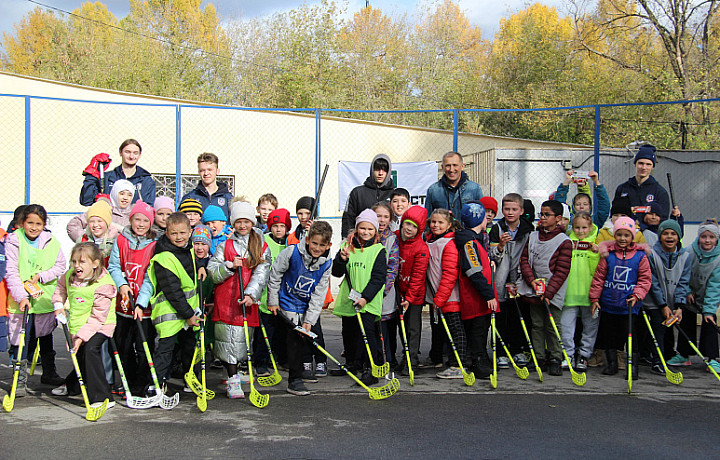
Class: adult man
425,151,483,218
180,152,234,222
341,154,395,238
614,144,670,222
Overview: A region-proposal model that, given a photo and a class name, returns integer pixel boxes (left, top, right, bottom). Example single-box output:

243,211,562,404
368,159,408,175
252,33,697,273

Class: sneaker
315,362,328,377
238,371,250,384
111,382,125,396
359,369,378,386
707,360,720,373
576,356,588,371
287,379,311,396
548,359,563,376
639,355,654,366
513,353,528,367
226,374,245,399
650,364,665,375
329,368,347,377
418,357,443,368
51,384,68,396
89,400,115,409
667,354,692,367
561,359,569,370
436,367,464,379
302,363,318,383
497,356,510,369
183,384,194,393
210,359,223,369
255,365,271,377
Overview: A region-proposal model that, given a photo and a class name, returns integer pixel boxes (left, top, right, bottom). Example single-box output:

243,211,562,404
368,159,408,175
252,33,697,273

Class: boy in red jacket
518,200,573,376
395,206,429,375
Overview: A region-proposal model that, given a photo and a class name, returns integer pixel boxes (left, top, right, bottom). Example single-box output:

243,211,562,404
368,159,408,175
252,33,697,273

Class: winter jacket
379,227,400,316
488,217,534,301
596,220,646,244
394,206,429,305
589,241,652,314
109,226,157,310
614,175,670,222
424,171,483,218
341,154,395,237
425,232,460,313
180,181,234,223
210,224,233,256
52,268,117,341
645,241,692,309
564,225,600,307
689,239,720,315
554,181,611,228
455,229,496,319
80,165,156,206
331,235,387,314
267,241,332,326
519,226,573,304
150,235,197,320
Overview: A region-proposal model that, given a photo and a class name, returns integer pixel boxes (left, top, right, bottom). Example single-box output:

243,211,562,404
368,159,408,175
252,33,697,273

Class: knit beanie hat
179,198,203,215
202,205,227,223
610,196,633,217
230,201,257,225
191,224,212,246
110,179,136,209
267,208,291,230
296,196,315,214
658,219,682,238
613,216,637,237
698,220,720,239
461,201,486,229
356,208,379,231
154,196,175,213
87,200,112,227
634,144,657,165
480,196,498,215
130,201,155,222
648,201,665,216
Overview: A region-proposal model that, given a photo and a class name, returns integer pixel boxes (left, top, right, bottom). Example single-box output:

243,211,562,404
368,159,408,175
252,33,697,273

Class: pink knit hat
130,201,155,222
154,196,175,213
613,216,637,237
356,208,379,231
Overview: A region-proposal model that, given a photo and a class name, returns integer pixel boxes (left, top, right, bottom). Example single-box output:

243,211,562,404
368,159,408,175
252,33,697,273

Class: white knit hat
230,201,257,225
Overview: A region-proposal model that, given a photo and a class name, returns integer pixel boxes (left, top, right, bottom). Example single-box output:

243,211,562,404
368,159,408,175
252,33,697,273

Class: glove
83,153,112,178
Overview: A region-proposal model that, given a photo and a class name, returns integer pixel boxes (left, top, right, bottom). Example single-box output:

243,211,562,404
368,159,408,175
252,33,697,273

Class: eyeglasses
537,212,556,218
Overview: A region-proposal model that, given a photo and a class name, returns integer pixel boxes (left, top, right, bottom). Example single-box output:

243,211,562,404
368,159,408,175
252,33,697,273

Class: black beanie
296,196,315,213
521,199,535,224
610,196,634,217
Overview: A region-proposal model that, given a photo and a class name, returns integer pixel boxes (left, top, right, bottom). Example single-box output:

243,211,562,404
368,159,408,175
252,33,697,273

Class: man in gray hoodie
341,154,395,238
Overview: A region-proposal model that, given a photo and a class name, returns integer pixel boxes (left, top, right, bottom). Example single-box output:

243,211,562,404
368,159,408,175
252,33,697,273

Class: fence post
593,105,601,221
24,96,31,205
453,109,459,152
315,108,321,208
175,105,182,206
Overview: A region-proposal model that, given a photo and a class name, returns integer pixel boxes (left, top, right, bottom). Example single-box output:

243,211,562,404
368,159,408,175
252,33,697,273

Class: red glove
83,153,112,178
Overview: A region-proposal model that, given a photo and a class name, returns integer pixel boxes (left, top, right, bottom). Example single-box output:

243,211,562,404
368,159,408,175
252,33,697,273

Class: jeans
560,305,599,359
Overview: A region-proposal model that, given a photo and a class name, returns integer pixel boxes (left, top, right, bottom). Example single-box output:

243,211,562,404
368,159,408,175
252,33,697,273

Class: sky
0,0,568,43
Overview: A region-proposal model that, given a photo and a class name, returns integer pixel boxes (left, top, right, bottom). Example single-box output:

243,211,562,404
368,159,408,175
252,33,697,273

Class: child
518,200,573,376
203,205,232,256
256,193,278,233
5,204,67,394
208,201,271,398
147,213,201,392
67,179,136,242
425,209,464,379
389,188,410,232
560,212,600,370
50,243,117,408
341,154,394,237
596,196,646,244
179,198,203,228
455,202,497,378
560,203,572,231
152,196,175,237
78,200,119,265
684,220,720,372
288,197,315,245
373,202,400,369
0,225,8,355
267,221,333,395
489,193,534,369
179,152,234,221
554,170,611,228
589,217,652,378
108,201,157,395
332,209,387,384
394,206,429,374
480,196,498,229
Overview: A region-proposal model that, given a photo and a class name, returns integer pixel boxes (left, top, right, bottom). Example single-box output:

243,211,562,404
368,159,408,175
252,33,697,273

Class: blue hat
461,201,486,229
202,205,226,223
634,144,657,166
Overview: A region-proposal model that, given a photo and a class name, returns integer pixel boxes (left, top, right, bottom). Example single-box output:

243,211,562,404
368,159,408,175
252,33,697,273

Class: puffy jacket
395,206,429,305
596,220,646,244
67,212,121,244
425,232,460,313
589,241,652,313
554,181,611,228
150,235,197,320
519,226,573,302
80,165,156,206
614,175,670,222
689,239,720,315
455,230,496,319
180,181,234,223
646,241,692,309
341,154,395,237
425,171,483,218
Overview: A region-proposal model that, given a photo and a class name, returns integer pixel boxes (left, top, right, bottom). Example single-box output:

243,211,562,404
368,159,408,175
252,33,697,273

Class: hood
363,154,394,191
155,233,192,255
297,237,331,270
427,231,454,243
440,171,469,190
121,225,155,247
598,240,649,258
397,205,427,243
691,239,720,260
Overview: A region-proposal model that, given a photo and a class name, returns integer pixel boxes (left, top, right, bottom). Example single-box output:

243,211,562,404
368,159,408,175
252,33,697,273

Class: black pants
677,310,719,360
380,312,399,366
598,312,638,351
642,308,667,365
253,312,277,367
155,328,196,384
113,316,155,391
429,307,448,364
443,311,467,367
23,314,54,361
495,299,532,357
341,313,381,370
463,315,490,368
65,333,110,404
302,317,327,365
276,317,305,382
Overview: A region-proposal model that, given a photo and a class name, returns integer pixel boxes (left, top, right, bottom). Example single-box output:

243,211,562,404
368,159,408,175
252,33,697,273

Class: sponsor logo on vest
465,242,479,267
348,261,367,269
613,266,632,283
75,297,86,303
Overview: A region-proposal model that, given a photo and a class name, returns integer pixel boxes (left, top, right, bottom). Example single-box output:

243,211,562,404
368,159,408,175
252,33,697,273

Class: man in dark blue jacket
614,144,670,222
180,152,234,222
79,139,156,206
425,151,483,219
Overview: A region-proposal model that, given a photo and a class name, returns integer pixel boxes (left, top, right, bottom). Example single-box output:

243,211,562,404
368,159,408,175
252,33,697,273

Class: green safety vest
148,251,198,338
66,271,117,335
564,225,600,307
334,242,384,317
8,229,61,315
259,234,286,314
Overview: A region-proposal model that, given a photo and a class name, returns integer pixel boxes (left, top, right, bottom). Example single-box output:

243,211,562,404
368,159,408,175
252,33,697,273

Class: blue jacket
554,182,610,228
180,181,233,223
647,242,692,308
425,172,483,218
689,239,720,315
80,165,156,206
614,175,670,221
210,224,232,256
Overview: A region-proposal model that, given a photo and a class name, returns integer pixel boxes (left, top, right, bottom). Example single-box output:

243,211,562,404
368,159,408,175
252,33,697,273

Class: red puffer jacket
425,232,460,313
395,206,429,305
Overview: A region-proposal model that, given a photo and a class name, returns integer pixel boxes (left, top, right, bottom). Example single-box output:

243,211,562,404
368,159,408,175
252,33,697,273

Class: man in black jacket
614,144,670,222
341,154,395,237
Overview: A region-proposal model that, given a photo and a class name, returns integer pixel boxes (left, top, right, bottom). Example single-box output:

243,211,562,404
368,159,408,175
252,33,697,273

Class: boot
625,354,640,380
40,351,65,386
602,349,618,375
15,360,29,398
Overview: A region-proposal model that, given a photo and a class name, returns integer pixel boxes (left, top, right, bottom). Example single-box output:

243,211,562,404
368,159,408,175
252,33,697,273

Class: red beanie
130,201,155,222
480,196,498,215
267,208,291,230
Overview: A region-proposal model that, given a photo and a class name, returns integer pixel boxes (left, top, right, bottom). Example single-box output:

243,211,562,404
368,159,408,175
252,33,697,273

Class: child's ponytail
244,230,264,270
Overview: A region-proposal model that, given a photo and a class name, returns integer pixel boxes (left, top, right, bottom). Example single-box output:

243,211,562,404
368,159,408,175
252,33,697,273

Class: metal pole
453,109,459,152
24,96,31,204
315,108,321,206
175,105,182,206
593,106,601,220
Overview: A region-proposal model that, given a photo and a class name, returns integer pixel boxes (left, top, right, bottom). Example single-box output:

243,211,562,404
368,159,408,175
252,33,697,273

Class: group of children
2,150,719,413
